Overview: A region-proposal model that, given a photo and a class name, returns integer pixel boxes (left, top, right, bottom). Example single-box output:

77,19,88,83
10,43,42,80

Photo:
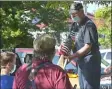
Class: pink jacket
13,60,73,89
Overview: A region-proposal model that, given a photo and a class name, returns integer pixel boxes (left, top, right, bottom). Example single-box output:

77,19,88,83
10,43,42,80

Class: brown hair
0,52,15,66
33,34,56,60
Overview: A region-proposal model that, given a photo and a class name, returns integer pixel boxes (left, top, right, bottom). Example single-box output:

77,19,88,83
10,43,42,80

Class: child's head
1,52,16,74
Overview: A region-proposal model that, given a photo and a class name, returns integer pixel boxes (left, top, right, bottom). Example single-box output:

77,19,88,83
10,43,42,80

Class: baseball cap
69,2,83,14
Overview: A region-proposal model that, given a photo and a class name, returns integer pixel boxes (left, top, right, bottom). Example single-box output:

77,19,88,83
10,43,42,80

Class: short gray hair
33,34,56,60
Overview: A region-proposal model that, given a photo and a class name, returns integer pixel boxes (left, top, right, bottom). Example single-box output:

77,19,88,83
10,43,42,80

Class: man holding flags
58,2,101,89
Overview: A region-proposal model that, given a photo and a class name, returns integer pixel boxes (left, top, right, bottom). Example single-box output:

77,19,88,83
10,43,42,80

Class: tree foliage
22,1,71,32
98,27,111,48
0,1,72,48
95,6,111,28
0,1,111,48
95,6,111,48
0,1,34,48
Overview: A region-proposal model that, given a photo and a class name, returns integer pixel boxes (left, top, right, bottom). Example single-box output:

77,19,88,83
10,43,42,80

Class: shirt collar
32,58,52,68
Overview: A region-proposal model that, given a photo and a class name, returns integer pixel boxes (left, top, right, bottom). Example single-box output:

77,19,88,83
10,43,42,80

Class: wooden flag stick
63,59,68,69
57,55,68,69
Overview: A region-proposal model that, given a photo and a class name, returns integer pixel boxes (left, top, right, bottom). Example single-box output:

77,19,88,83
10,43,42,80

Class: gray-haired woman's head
33,34,56,61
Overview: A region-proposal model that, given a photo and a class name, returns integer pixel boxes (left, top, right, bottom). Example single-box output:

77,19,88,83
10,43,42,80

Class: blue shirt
0,75,14,89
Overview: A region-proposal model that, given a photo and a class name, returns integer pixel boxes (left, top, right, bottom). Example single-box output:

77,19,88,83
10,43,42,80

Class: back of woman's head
33,34,56,60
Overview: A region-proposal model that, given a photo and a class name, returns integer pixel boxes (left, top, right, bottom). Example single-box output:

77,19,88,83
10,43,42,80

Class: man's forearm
74,44,92,58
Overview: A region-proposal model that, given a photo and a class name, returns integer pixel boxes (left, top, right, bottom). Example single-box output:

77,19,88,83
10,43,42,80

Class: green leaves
95,6,111,48
95,6,111,28
98,27,111,49
1,1,110,49
95,6,111,18
1,1,71,48
1,2,32,48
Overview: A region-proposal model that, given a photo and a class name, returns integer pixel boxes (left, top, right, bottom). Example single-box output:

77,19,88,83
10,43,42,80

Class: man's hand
64,53,78,62
64,55,78,67
64,55,74,61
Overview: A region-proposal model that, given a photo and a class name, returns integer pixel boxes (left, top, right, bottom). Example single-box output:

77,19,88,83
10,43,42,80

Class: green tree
22,1,71,32
1,1,111,49
98,27,111,48
0,1,34,48
0,1,72,48
95,6,111,48
95,6,111,28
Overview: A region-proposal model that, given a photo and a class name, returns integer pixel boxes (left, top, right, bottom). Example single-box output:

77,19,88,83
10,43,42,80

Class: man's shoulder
85,19,96,27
